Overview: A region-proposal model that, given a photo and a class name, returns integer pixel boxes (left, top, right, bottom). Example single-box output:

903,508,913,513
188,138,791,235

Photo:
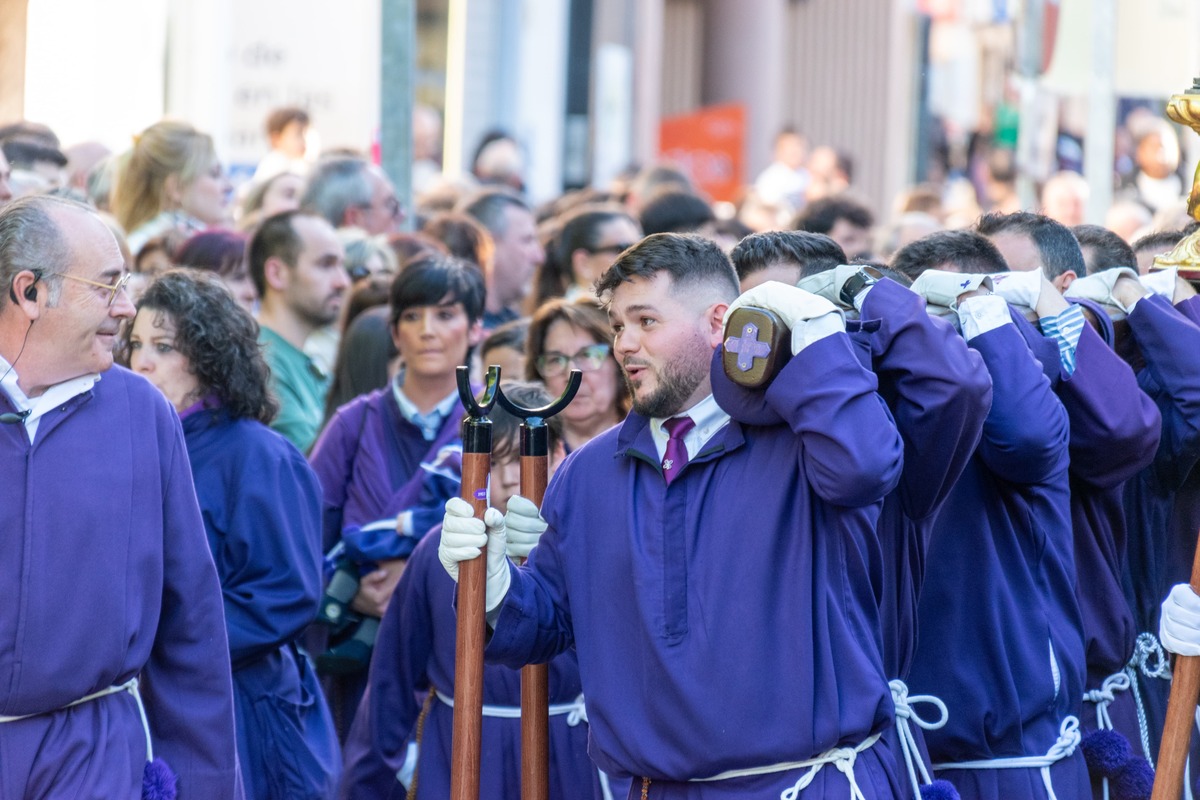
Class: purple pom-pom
1082,728,1134,777
919,779,961,800
1109,757,1154,800
142,758,177,800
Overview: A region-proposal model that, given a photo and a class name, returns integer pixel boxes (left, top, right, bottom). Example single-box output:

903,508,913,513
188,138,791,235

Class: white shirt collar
0,355,100,443
649,393,730,461
392,373,459,441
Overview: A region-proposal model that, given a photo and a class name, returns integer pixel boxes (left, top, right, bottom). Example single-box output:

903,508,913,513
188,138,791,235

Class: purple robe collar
178,393,222,422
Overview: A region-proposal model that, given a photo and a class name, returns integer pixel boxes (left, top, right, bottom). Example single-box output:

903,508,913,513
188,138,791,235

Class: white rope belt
435,690,587,726
0,677,157,760
690,732,882,800
889,679,949,798
933,716,1080,800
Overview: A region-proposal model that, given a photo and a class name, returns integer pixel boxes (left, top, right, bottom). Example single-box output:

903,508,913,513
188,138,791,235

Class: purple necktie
662,415,695,485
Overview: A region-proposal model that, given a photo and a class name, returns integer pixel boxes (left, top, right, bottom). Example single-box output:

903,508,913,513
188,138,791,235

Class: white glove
1141,267,1178,299
989,269,1044,309
1161,583,1200,657
957,294,1013,341
795,265,862,310
1064,267,1141,312
504,494,547,561
725,281,845,354
438,497,512,612
910,270,994,310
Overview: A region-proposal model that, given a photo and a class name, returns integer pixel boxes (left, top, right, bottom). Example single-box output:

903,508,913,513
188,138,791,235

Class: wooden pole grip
519,453,550,800
450,451,491,800
1151,530,1200,800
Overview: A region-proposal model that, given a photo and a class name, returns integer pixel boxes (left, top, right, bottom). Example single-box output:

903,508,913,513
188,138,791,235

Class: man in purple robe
891,231,1088,800
440,233,907,797
0,195,242,797
977,213,1164,795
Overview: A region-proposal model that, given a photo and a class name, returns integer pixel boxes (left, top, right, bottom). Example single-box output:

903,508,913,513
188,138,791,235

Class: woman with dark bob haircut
125,270,341,799
525,296,630,451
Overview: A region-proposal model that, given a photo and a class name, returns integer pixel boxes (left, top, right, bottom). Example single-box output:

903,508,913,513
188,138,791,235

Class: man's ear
342,205,366,229
10,270,42,321
1054,270,1077,293
263,256,291,293
706,301,729,348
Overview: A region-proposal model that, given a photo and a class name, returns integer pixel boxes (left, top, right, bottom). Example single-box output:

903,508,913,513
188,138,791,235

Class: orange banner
659,103,745,204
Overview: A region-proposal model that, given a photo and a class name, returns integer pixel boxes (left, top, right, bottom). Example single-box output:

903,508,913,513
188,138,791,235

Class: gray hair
457,187,529,238
0,195,80,306
300,156,373,228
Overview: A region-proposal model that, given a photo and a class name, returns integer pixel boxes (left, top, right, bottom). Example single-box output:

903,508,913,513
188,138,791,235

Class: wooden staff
1151,532,1200,800
496,373,581,800
450,365,500,800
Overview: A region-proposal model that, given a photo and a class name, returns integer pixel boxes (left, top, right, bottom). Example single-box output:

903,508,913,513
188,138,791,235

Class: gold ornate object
1155,79,1200,280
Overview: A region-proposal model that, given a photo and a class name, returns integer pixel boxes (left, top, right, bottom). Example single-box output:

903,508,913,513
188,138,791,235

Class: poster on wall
659,103,745,204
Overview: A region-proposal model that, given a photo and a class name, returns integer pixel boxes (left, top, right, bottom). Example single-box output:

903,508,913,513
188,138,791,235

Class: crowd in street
5,107,1200,800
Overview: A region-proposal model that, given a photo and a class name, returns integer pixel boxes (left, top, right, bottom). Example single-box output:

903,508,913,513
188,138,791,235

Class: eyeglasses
536,343,611,378
60,272,133,307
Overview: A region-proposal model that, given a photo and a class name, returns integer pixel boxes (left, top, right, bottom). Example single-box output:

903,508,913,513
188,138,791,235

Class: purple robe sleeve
141,416,245,797
970,321,1070,485
309,401,364,554
1056,323,1160,489
1128,294,1200,491
860,279,991,520
340,533,435,799
762,330,904,507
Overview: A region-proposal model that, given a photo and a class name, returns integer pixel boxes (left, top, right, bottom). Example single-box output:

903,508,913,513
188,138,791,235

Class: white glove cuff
957,295,1012,341
1161,583,1200,657
1141,268,1177,299
790,310,845,354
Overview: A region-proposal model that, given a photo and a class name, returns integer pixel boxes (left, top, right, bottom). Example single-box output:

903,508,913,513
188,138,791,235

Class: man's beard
625,338,711,419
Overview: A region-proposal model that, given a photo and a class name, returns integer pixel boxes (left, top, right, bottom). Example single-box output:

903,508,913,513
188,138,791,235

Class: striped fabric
1039,304,1086,377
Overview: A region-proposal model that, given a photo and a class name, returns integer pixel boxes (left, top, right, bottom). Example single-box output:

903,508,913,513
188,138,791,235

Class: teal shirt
259,326,330,453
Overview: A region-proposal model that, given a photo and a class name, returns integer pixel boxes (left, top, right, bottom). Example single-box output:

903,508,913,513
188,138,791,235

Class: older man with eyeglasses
0,195,243,798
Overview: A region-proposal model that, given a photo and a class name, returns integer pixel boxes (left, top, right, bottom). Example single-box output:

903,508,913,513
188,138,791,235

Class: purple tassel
1109,757,1154,800
1082,728,1133,778
919,779,961,800
142,758,177,800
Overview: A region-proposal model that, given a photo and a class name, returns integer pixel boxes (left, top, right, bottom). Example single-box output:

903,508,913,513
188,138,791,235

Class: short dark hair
175,230,248,279
1,137,67,169
481,318,528,358
731,231,847,281
891,230,1009,279
488,380,564,464
247,210,306,297
595,232,738,303
130,270,278,424
1132,229,1188,258
458,188,530,237
975,211,1085,279
638,190,715,235
792,196,874,235
266,107,310,137
1071,224,1137,275
388,254,486,328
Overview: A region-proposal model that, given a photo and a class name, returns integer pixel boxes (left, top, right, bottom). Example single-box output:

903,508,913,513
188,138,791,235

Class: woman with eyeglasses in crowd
526,296,630,451
530,204,641,309
125,270,341,799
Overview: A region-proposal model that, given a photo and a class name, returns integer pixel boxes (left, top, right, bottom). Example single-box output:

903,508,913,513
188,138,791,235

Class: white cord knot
565,694,588,727
889,679,949,796
1047,716,1081,761
1130,632,1171,680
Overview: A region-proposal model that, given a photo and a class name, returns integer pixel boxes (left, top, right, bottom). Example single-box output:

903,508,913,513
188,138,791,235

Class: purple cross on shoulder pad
724,322,772,372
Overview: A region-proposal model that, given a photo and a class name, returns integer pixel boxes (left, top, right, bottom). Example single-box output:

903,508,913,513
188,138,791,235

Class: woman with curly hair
125,270,341,799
